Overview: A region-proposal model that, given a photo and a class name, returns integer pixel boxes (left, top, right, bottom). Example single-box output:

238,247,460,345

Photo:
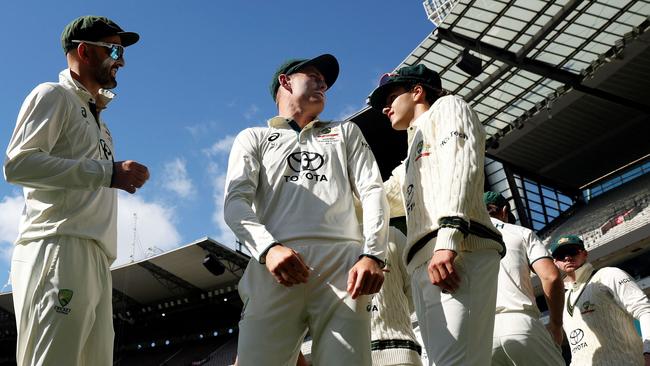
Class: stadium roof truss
353,0,650,231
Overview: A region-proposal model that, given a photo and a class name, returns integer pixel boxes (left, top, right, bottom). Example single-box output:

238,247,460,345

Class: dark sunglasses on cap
552,246,583,260
72,40,124,60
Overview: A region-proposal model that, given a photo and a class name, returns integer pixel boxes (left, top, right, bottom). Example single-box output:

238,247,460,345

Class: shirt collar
407,108,432,143
566,262,594,290
267,116,322,131
58,69,114,109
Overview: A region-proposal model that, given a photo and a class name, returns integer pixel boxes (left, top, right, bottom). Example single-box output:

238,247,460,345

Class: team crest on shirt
315,126,341,144
414,141,430,161
55,289,74,315
580,300,595,314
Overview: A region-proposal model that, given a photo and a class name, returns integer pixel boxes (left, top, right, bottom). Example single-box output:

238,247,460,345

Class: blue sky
0,1,433,290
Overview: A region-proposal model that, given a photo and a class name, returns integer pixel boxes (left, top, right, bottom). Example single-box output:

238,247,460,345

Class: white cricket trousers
491,312,564,366
236,241,372,366
11,236,113,366
411,249,500,366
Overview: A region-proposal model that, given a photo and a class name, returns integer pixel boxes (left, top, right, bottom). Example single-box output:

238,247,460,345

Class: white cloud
243,104,259,120
203,134,236,158
209,167,237,249
203,133,238,250
114,193,182,267
0,195,23,261
162,158,195,199
337,104,365,121
0,193,182,287
185,121,218,140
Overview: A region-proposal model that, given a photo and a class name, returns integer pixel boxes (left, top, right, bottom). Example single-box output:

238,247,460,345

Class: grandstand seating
542,173,650,249
197,337,237,366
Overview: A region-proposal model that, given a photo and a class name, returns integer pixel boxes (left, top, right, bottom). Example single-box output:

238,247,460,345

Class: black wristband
359,254,386,269
259,243,281,264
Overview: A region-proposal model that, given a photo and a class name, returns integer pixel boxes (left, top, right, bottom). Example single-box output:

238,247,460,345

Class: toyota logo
569,329,584,345
287,151,324,172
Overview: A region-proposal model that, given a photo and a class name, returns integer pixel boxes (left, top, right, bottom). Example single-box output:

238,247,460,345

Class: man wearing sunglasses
369,64,505,365
4,16,148,366
551,235,650,365
483,191,565,366
224,55,388,365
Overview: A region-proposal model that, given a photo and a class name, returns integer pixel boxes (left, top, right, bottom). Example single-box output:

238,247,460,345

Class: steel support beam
436,28,650,114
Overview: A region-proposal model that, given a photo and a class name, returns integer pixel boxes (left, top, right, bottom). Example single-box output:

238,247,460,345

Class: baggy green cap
269,54,339,102
369,64,442,110
61,15,140,53
550,234,585,255
483,191,509,208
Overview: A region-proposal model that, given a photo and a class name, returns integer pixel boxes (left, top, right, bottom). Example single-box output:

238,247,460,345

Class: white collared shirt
224,117,388,261
5,69,117,260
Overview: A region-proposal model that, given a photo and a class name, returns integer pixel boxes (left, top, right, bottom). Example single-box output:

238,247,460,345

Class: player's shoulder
490,217,527,235
318,120,353,131
238,126,268,136
595,266,631,280
233,126,271,145
29,82,67,99
431,94,468,109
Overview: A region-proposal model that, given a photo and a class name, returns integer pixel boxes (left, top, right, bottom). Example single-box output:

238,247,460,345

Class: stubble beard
94,58,118,89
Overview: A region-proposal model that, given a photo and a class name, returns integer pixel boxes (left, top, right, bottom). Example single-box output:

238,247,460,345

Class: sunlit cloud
203,134,236,158
162,157,196,199
114,193,182,266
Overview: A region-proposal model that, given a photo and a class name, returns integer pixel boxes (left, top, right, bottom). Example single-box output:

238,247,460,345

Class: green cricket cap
483,191,509,208
369,64,442,110
61,15,139,53
269,54,339,102
550,234,585,255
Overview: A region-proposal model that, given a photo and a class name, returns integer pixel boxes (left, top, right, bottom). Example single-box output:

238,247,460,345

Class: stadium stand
0,238,246,366
541,171,650,250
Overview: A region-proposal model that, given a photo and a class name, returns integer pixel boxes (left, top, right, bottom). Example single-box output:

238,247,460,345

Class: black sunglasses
552,246,582,260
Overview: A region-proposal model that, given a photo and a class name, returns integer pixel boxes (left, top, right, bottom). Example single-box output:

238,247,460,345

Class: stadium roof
0,237,250,314
354,0,650,187
352,0,650,229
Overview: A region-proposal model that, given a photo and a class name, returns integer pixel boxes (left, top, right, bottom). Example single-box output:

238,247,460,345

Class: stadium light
456,49,482,77
203,253,226,276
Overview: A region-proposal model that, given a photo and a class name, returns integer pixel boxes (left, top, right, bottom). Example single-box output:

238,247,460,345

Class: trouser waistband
406,220,505,264
371,339,422,355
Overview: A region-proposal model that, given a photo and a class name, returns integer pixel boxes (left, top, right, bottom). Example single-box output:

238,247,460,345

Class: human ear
279,74,292,93
76,43,90,63
412,85,426,102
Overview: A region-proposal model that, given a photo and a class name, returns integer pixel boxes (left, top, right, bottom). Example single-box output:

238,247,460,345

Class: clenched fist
111,160,150,194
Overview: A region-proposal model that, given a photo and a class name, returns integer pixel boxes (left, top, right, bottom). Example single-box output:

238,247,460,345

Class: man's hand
265,244,309,287
547,322,563,346
111,160,150,194
428,249,460,293
347,257,384,299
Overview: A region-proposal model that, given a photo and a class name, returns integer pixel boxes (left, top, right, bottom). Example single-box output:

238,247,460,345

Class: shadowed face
87,35,125,89
381,85,415,131
553,245,588,274
284,65,328,113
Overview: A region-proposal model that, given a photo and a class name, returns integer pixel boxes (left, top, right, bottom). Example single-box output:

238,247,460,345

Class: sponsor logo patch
284,151,328,183
569,328,588,353
315,126,341,144
405,184,415,213
99,139,113,161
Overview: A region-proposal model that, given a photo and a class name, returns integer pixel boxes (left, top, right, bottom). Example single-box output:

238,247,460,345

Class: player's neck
409,103,431,127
